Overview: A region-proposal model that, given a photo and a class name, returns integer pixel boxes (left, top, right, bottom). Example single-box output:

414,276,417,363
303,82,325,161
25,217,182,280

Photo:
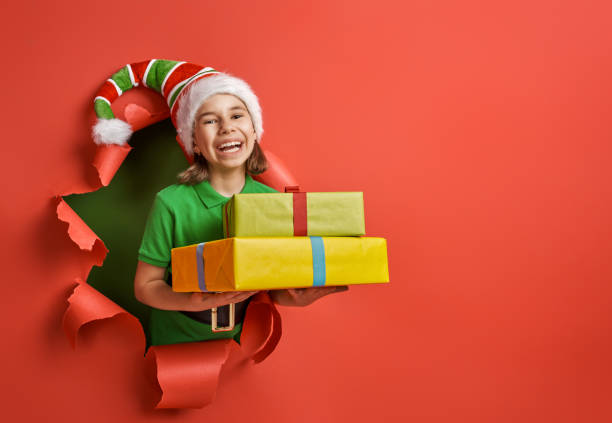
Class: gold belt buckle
211,303,235,332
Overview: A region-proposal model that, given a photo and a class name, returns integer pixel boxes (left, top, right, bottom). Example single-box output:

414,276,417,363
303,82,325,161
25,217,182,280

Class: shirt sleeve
138,193,174,268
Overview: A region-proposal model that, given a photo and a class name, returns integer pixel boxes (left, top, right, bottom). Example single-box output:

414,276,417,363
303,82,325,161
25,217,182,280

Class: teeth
218,141,241,149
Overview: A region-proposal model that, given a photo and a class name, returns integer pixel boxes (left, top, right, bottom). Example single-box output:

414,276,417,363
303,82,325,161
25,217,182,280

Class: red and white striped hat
92,59,263,158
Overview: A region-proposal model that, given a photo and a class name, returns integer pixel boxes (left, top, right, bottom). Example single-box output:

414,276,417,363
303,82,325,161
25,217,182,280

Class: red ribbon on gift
285,185,307,236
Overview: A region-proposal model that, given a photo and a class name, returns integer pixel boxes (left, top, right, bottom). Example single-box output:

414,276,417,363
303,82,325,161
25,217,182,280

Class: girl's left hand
269,286,349,307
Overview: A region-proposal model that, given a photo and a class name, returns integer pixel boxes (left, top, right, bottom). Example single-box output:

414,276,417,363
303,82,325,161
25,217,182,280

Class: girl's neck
208,165,247,197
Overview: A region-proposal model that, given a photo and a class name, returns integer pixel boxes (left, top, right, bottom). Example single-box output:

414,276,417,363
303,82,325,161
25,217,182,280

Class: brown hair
177,142,268,185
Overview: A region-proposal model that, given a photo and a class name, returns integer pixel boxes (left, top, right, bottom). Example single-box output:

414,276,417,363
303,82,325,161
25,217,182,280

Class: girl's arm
269,286,349,307
134,260,257,312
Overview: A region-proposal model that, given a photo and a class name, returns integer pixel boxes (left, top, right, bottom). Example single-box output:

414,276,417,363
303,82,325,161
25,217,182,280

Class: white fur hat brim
175,73,263,157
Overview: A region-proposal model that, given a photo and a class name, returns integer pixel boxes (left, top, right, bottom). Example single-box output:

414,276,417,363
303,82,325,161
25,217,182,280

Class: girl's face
193,94,257,173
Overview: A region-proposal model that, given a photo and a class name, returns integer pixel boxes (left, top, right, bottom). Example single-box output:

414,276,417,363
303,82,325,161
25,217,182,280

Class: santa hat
92,59,263,158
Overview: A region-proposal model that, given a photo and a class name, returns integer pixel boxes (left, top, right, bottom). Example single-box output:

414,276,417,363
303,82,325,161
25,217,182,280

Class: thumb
190,292,204,300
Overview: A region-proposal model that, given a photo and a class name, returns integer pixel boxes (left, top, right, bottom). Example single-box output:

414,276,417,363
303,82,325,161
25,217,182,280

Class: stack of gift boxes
170,187,389,293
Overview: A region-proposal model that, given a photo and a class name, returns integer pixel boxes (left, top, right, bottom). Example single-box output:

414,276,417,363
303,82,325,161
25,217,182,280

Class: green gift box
222,190,366,237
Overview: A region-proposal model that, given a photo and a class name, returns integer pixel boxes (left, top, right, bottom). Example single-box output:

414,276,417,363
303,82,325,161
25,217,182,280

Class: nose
219,118,235,134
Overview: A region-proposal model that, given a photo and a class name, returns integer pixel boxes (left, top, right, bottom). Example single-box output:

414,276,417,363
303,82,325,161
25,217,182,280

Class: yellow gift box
222,192,366,237
171,236,389,292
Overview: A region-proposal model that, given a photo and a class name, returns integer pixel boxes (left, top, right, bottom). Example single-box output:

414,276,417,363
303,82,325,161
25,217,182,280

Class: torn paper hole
59,99,285,409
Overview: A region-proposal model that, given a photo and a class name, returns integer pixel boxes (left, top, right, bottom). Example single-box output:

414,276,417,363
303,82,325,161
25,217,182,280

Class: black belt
166,272,251,326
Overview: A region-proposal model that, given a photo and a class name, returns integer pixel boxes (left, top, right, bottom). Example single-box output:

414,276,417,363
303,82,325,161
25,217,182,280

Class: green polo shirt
139,175,277,347
138,174,277,270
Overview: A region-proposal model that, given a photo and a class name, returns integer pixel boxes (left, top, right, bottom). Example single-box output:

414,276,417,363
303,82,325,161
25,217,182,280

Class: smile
216,141,243,153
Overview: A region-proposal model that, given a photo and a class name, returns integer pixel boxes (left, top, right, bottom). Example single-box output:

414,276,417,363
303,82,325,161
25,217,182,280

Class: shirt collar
193,174,255,209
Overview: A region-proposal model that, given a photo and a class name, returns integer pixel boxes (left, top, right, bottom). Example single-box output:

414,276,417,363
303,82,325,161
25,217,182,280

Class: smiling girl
90,60,346,346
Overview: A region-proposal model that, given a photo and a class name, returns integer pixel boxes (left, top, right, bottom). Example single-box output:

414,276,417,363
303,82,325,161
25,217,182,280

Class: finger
227,294,253,302
216,293,248,303
286,289,301,299
228,291,258,301
311,286,347,299
320,286,347,293
308,287,338,295
207,292,253,308
231,290,258,297
220,290,255,296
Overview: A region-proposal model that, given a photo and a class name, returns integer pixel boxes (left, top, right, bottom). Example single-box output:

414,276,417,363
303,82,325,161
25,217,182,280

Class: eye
203,119,217,124
232,114,243,119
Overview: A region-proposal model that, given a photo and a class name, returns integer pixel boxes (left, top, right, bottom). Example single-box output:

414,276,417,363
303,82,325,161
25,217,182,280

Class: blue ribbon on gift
310,236,326,286
196,242,209,292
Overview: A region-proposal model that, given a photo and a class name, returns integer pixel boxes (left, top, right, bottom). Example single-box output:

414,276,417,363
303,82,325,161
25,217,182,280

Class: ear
193,144,200,154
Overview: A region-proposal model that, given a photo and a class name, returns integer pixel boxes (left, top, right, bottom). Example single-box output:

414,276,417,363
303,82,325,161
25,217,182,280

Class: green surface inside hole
65,119,187,331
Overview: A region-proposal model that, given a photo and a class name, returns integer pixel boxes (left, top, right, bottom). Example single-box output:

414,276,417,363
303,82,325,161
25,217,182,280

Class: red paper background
3,0,612,421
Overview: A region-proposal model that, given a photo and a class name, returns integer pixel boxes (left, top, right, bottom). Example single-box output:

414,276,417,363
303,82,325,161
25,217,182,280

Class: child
92,60,347,346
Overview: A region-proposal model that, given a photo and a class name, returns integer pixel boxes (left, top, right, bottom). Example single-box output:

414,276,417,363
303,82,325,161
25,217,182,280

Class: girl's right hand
185,290,259,312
